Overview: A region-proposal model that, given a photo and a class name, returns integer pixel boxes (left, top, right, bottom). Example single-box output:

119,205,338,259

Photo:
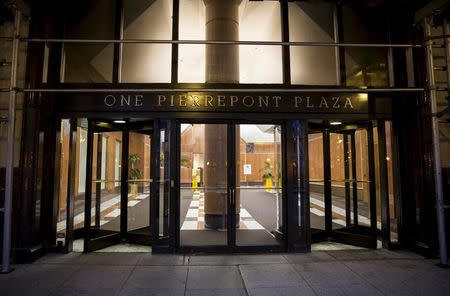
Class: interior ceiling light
330,121,342,126
114,120,126,123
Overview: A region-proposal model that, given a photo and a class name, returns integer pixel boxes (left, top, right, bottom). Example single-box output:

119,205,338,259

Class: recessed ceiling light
114,120,126,124
330,121,342,126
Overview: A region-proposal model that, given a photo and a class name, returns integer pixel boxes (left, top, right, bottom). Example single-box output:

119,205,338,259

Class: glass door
234,124,284,249
54,118,89,252
126,122,153,245
84,120,123,252
330,125,377,248
178,122,285,251
309,122,377,248
308,130,327,242
179,123,229,248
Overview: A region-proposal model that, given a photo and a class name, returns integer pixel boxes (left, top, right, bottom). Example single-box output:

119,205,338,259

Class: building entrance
53,117,394,254
83,120,154,251
308,121,378,248
54,118,172,253
179,122,285,252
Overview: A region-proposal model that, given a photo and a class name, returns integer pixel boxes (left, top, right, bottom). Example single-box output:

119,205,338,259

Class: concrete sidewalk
1,248,449,296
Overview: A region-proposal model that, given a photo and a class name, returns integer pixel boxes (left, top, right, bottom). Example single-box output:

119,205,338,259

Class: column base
204,214,240,230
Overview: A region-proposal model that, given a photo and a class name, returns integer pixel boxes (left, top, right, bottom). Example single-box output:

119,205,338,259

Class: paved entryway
1,247,449,295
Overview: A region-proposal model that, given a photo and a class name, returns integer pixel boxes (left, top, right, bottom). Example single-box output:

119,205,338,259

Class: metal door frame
175,119,287,253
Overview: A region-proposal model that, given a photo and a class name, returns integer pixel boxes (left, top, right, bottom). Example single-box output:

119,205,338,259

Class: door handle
229,188,235,205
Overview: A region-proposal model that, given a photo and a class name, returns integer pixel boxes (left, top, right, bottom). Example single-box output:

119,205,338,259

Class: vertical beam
387,13,395,88
333,2,341,86
351,132,358,225
51,121,62,248
151,120,161,239
323,129,332,235
377,121,390,248
113,0,124,83
170,120,179,249
83,120,94,252
2,6,20,274
228,123,236,251
391,119,403,244
164,120,173,237
280,0,291,85
171,0,180,83
120,129,129,236
287,120,299,250
344,134,351,226
286,120,308,250
335,2,346,85
367,123,378,239
424,18,448,266
444,19,450,101
405,47,415,87
298,120,310,248
65,118,78,253
387,48,395,87
95,134,102,228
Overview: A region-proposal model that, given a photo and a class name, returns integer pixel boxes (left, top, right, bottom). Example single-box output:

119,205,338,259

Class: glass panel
73,124,88,232
354,129,371,227
374,126,382,231
55,119,88,249
342,4,388,87
385,121,398,242
180,123,227,246
239,1,282,84
90,131,122,235
121,0,172,83
63,0,116,82
308,132,325,231
77,128,87,195
158,124,171,237
62,43,114,83
347,135,355,225
289,2,337,85
178,0,205,83
239,45,283,84
178,0,282,84
236,124,283,246
330,133,351,229
127,131,151,233
55,119,71,246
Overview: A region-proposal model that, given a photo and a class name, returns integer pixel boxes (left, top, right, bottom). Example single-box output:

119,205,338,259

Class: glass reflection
236,124,283,246
180,124,228,246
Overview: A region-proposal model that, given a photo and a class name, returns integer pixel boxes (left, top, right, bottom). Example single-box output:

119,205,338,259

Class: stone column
204,0,240,83
203,0,240,229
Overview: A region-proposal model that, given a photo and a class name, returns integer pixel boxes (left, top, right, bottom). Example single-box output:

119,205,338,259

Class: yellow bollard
265,178,272,193
192,177,198,192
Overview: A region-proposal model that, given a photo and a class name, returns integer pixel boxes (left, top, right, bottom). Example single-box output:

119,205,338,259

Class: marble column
203,0,241,229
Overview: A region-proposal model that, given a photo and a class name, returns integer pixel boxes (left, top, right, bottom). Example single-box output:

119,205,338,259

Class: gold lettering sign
96,93,368,113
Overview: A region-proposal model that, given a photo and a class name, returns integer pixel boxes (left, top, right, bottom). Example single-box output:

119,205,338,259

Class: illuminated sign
56,92,369,113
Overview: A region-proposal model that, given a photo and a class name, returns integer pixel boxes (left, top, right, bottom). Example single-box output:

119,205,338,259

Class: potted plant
128,153,142,195
261,160,274,192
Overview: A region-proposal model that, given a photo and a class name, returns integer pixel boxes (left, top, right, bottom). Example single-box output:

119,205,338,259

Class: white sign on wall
243,164,252,175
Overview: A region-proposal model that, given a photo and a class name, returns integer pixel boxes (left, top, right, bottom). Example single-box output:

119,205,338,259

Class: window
62,0,116,83
121,0,173,83
342,4,389,87
178,0,282,84
289,2,338,85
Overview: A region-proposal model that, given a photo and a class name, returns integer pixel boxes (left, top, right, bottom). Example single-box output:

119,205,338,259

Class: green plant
260,161,274,181
128,154,142,180
180,154,191,167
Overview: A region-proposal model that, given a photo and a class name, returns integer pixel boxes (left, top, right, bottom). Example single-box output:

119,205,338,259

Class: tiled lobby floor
1,244,449,296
